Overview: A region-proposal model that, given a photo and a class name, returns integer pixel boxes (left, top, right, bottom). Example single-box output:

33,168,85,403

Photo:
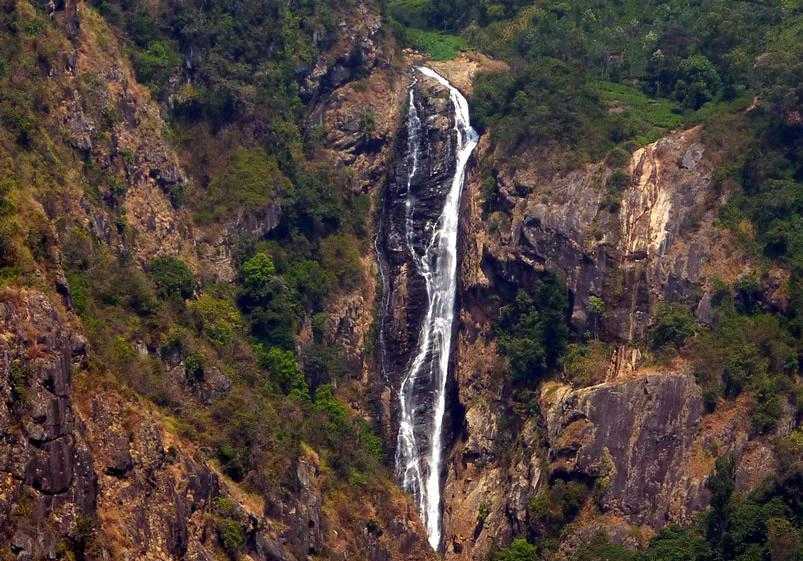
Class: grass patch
595,81,754,147
595,80,686,146
401,27,466,61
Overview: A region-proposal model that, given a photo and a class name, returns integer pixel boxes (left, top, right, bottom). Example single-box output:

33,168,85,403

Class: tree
674,55,721,109
258,346,308,397
148,256,195,300
493,538,537,561
240,252,277,304
497,276,569,382
706,455,736,552
239,252,300,348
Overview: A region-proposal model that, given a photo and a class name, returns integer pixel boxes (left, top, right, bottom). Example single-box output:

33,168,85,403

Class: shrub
493,538,537,561
247,290,299,349
529,479,590,534
766,517,799,561
216,517,245,555
0,178,19,267
319,233,363,291
642,526,713,561
571,533,638,561
240,252,277,303
257,346,308,397
284,258,332,311
148,256,195,300
673,55,722,109
238,253,299,349
310,384,382,475
121,268,158,315
184,352,204,383
648,303,697,351
189,293,243,346
605,147,631,168
562,341,610,386
66,272,90,316
200,148,291,223
132,40,180,93
61,227,94,271
606,169,631,191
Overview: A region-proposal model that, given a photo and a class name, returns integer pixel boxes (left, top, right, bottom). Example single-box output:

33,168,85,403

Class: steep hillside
0,0,435,559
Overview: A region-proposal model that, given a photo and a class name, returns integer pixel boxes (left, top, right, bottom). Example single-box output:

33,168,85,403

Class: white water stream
394,66,478,551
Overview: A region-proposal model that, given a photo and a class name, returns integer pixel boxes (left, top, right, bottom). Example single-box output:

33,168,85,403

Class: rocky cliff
435,100,797,559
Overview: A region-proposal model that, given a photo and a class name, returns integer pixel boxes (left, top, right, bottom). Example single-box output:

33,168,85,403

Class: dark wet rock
376,73,458,452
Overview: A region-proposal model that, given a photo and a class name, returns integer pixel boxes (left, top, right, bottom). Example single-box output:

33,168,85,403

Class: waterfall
394,66,479,551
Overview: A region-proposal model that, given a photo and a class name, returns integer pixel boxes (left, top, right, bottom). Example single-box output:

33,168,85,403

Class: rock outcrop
491,126,724,343
0,290,95,561
540,375,705,527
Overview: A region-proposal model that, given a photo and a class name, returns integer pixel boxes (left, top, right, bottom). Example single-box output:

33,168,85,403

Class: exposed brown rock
540,374,704,527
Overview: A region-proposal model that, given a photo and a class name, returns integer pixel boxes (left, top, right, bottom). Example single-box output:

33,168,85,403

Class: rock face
301,1,385,102
437,121,776,559
540,375,705,527
496,126,722,344
0,290,95,561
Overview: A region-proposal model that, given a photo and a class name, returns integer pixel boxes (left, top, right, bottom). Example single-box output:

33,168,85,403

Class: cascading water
394,66,479,551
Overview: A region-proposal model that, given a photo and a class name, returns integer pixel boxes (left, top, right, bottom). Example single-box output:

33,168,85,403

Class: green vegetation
648,303,697,351
213,497,246,556
594,81,685,146
197,148,291,224
493,538,538,561
495,274,569,383
391,0,801,176
561,341,611,386
131,39,181,93
690,296,797,434
528,479,590,536
473,57,609,159
148,256,195,300
188,293,243,347
400,27,467,60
